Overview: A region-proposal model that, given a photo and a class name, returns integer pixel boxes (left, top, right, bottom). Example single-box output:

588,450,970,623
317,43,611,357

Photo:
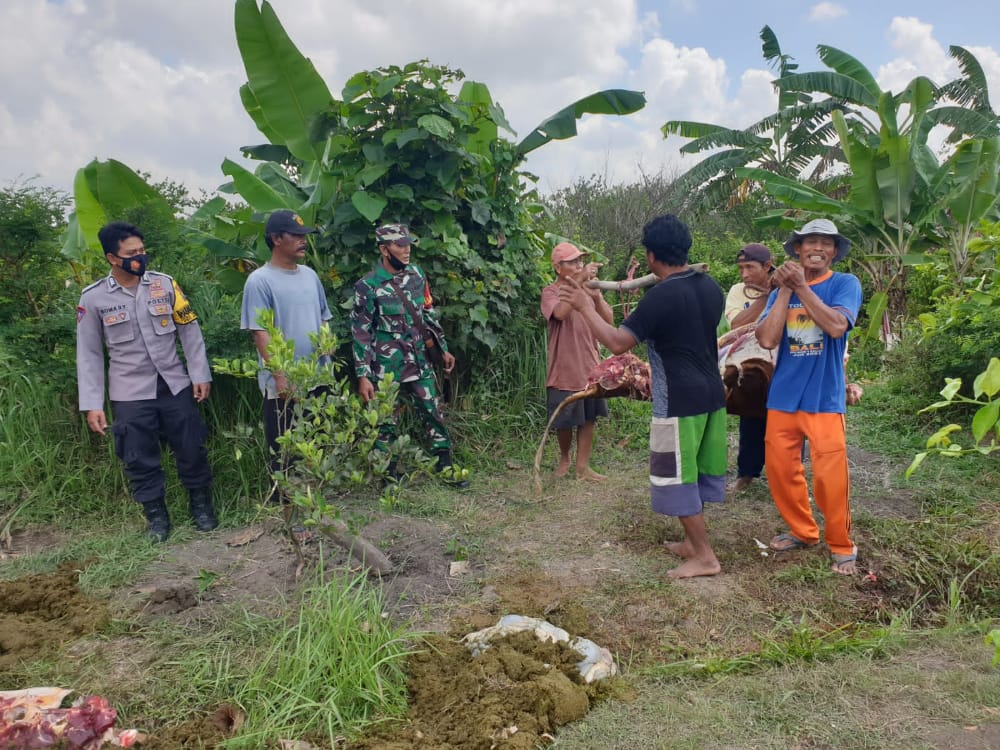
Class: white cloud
877,16,952,91
0,1,996,204
809,3,848,23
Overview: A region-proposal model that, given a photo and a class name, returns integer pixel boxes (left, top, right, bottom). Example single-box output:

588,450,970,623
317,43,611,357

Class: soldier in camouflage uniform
351,224,468,487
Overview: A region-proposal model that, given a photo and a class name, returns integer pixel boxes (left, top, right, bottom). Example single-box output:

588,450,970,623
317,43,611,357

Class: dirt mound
348,631,614,750
0,562,109,673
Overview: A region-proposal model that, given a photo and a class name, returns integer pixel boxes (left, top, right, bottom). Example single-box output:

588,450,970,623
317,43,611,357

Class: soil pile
348,631,613,749
0,562,109,673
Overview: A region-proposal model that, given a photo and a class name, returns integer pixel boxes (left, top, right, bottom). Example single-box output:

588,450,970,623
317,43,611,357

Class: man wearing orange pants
755,219,863,575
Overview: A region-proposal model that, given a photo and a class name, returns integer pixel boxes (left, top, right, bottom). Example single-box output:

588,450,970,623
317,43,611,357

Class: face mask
386,252,407,271
117,253,147,276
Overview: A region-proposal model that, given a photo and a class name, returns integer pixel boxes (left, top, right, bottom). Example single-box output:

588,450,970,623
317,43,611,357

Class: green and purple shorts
649,408,727,517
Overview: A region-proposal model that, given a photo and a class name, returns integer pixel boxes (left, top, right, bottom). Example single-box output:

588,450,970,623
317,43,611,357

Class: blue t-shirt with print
760,270,862,414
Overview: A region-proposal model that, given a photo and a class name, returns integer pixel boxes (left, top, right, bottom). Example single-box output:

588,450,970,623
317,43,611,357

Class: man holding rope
541,242,614,481
559,215,727,579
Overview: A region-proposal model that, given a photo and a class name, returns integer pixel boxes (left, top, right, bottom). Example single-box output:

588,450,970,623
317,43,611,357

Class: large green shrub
885,269,999,402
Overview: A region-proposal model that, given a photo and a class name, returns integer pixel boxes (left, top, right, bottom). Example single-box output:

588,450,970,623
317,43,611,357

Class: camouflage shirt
351,264,448,383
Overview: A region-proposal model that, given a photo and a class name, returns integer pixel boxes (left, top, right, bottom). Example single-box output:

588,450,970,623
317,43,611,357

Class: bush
885,278,1000,402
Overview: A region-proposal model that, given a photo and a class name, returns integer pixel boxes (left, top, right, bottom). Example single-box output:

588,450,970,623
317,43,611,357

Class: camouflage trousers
377,374,451,454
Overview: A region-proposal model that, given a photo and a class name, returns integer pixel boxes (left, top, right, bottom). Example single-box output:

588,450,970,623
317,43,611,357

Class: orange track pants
764,409,854,556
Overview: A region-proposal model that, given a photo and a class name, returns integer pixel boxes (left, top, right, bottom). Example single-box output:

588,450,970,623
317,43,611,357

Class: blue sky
1,1,997,198
643,0,998,81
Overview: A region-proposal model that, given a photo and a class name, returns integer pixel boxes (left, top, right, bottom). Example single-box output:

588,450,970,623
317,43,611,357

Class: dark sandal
769,532,817,552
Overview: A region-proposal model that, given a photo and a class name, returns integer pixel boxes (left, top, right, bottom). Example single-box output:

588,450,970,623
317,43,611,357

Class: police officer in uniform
76,222,217,542
351,223,467,487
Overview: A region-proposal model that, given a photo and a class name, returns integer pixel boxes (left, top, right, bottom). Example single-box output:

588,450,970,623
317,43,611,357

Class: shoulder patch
171,279,198,325
76,306,86,324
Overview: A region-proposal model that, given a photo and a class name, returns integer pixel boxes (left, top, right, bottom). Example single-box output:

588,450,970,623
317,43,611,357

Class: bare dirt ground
1,441,997,749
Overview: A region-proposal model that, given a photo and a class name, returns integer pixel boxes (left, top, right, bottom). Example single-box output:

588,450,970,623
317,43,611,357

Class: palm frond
815,46,881,101
776,72,880,110
942,46,994,113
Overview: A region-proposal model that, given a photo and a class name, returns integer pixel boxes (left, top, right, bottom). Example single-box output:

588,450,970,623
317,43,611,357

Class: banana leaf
516,89,645,156
234,0,332,162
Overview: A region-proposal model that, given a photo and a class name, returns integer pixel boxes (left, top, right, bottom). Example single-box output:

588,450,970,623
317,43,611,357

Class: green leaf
470,200,491,226
971,401,1000,443
918,400,956,413
973,358,1000,398
221,158,292,210
517,89,645,155
904,452,928,478
257,162,308,204
862,291,888,342
394,128,428,148
61,213,88,261
188,196,228,223
239,83,282,144
939,378,963,400
351,190,387,223
926,423,961,448
417,114,454,138
358,164,390,187
458,81,503,157
385,184,414,201
70,167,107,254
469,305,489,325
374,74,402,98
69,159,171,254
234,0,332,162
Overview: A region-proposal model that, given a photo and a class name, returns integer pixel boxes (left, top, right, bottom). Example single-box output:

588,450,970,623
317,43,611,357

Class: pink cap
551,242,585,265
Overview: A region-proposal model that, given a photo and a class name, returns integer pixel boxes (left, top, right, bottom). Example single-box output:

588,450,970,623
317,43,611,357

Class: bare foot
555,457,570,478
667,557,722,579
831,558,857,575
577,467,607,482
664,540,696,559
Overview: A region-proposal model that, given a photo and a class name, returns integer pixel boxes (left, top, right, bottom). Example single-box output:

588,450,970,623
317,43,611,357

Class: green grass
223,560,418,748
0,529,162,594
2,334,999,749
553,626,1000,750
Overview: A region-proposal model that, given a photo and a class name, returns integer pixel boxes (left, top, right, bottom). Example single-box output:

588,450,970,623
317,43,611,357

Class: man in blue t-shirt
755,219,863,575
559,215,728,579
240,210,332,493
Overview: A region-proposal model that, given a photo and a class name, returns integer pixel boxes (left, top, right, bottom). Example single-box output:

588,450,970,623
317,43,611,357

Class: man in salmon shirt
541,242,614,481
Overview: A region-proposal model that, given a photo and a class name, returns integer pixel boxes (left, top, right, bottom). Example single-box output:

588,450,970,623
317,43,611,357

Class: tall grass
447,328,549,465
0,366,269,529
223,558,417,748
0,371,128,525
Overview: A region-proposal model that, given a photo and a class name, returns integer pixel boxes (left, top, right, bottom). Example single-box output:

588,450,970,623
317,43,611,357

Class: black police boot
434,450,469,488
142,498,171,543
189,487,218,532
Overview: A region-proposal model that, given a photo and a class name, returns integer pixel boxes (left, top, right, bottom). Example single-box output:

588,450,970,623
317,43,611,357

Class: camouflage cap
375,223,412,245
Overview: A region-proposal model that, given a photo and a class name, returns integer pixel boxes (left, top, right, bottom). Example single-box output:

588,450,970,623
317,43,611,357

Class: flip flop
769,532,817,552
831,546,858,576
289,525,315,544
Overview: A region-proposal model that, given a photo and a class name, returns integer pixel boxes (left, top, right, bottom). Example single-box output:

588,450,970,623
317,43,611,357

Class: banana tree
662,26,845,215
740,42,999,343
935,136,1000,284
209,0,646,358
62,159,174,282
62,0,646,363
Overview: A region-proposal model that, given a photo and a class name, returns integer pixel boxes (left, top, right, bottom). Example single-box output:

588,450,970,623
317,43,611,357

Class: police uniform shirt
76,271,211,411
